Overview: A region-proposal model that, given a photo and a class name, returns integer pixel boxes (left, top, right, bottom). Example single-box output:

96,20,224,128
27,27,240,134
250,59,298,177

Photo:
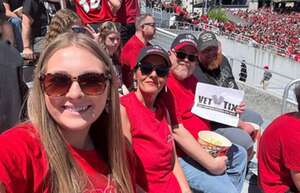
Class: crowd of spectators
229,8,300,61
145,1,300,62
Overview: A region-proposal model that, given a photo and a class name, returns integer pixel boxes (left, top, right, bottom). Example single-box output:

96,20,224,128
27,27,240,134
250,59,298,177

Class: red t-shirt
166,74,211,156
120,92,181,193
0,123,117,193
116,0,140,24
120,35,148,88
74,0,114,24
258,113,300,193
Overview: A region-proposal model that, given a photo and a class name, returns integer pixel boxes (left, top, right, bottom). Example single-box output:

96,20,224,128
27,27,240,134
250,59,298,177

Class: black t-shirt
3,0,23,11
22,0,59,38
198,55,239,89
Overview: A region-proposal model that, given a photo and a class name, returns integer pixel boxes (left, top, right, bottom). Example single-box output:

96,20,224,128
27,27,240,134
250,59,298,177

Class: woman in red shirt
0,33,134,193
120,45,191,193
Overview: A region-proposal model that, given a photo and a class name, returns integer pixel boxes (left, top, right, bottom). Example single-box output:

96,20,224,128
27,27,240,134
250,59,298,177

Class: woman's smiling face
44,45,109,132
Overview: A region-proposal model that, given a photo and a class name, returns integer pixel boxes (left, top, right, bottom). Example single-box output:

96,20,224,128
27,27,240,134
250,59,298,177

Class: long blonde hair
27,32,134,193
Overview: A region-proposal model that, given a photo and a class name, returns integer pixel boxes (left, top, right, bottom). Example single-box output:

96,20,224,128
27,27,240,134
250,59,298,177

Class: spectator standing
73,0,121,32
21,0,60,60
166,33,247,193
0,33,134,193
116,0,140,45
258,84,300,193
260,64,272,90
3,0,23,51
120,45,191,193
0,0,15,46
239,59,247,82
120,13,156,90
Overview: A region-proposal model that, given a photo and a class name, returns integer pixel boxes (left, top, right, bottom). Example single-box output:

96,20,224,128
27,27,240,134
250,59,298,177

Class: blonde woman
0,33,134,193
98,21,128,95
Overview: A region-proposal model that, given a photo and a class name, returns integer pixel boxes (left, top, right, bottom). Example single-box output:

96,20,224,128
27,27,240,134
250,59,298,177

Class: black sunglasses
71,26,87,34
175,51,197,62
143,22,156,27
40,72,111,97
138,63,169,77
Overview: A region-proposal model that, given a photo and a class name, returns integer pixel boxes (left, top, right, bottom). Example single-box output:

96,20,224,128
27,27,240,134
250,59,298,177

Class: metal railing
281,79,300,113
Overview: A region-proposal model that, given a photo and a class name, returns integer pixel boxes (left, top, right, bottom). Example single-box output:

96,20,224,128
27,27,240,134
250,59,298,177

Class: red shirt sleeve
0,129,33,193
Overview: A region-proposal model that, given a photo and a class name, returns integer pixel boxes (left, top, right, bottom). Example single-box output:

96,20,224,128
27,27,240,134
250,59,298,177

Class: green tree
208,8,229,22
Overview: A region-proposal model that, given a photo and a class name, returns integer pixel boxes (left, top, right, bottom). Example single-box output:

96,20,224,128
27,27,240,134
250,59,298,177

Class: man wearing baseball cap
166,33,247,193
196,31,263,177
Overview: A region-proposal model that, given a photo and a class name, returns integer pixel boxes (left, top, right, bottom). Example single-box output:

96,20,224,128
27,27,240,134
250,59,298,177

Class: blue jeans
179,144,247,193
8,17,23,52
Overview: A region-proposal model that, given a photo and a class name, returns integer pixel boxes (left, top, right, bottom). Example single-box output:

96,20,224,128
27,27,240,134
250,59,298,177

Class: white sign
191,82,244,127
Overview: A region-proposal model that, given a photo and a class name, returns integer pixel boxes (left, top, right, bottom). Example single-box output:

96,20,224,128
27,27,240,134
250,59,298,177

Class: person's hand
85,25,99,40
239,121,256,136
236,101,246,114
21,47,37,61
207,156,228,175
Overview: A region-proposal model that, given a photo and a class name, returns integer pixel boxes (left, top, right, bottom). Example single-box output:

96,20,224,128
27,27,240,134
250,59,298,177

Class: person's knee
228,144,248,170
216,127,253,150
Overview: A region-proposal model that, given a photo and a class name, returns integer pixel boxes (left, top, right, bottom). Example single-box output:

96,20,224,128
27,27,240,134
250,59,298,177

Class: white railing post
281,79,300,114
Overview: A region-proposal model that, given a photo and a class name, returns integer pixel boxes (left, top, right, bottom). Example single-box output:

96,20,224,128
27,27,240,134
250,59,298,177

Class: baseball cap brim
135,46,171,70
199,40,218,51
173,42,198,51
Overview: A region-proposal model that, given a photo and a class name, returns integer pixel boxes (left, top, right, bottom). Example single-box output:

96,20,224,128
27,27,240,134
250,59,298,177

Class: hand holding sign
191,82,244,127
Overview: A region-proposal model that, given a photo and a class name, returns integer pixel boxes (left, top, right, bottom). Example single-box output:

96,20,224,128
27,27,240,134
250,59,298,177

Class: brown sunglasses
39,72,111,97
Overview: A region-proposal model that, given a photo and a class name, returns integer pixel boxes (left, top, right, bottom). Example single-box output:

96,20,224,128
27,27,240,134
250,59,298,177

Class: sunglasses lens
188,55,196,62
72,27,86,34
139,63,154,75
176,52,186,60
42,73,71,96
176,51,196,62
139,63,169,77
78,73,107,95
155,65,169,77
41,73,108,96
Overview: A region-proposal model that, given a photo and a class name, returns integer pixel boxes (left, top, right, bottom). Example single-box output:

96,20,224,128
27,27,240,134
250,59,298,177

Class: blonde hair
98,21,121,58
27,32,134,193
44,9,80,48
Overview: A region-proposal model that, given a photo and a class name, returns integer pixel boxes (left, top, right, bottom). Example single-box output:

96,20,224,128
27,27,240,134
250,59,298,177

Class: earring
164,86,168,93
133,79,137,90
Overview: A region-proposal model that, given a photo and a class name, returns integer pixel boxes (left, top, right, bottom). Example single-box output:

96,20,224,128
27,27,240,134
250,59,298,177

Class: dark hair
295,84,300,112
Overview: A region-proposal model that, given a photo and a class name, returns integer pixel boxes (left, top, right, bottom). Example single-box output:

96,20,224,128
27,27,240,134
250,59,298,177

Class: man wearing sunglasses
120,13,156,90
165,33,248,193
